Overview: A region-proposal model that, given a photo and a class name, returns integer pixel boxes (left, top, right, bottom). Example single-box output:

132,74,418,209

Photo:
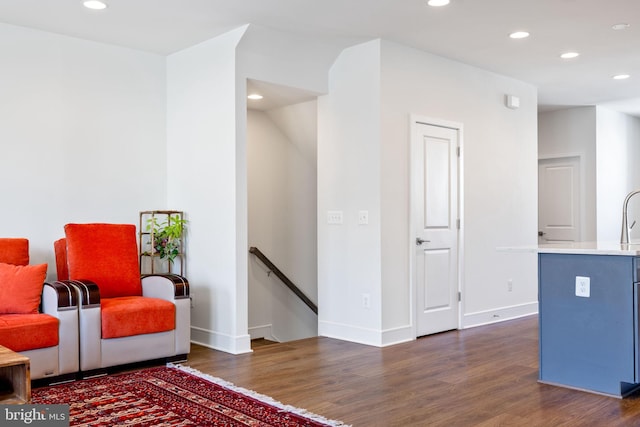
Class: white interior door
538,156,581,243
412,120,459,337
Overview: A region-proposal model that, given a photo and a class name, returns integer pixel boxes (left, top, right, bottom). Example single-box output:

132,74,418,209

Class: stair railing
249,247,318,315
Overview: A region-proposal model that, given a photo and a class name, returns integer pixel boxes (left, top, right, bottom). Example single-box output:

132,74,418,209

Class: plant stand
139,210,185,275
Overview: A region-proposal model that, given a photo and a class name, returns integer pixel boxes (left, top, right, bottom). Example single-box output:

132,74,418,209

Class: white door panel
412,121,459,337
425,139,451,228
538,157,580,242
423,249,451,310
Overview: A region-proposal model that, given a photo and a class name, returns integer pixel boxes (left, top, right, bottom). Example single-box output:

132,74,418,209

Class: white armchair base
101,331,175,368
25,281,79,381
22,346,59,379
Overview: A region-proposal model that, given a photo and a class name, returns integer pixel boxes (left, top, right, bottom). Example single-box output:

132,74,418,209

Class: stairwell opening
246,79,319,346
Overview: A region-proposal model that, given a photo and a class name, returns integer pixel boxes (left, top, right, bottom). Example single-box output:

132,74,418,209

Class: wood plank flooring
185,315,640,426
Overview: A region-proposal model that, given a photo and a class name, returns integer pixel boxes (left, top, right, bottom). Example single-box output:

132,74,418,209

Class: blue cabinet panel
539,253,639,397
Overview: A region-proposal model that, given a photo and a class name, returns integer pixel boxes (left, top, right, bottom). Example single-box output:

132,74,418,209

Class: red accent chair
55,224,190,374
0,238,79,380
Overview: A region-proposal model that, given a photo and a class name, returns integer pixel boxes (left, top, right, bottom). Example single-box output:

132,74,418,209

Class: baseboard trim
461,301,538,329
248,324,276,341
318,321,413,347
381,325,414,347
190,326,252,354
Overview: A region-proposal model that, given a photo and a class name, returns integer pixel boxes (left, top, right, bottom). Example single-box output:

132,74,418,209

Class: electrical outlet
362,293,371,309
575,276,590,298
327,210,343,225
507,279,513,292
358,210,369,225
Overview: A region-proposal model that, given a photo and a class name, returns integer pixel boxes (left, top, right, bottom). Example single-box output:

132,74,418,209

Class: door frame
409,115,464,338
538,153,585,243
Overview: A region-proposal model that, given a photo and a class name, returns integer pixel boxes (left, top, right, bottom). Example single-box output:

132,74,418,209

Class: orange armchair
55,223,190,375
0,238,79,381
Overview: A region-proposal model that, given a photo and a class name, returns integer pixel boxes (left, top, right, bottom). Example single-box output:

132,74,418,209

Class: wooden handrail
249,247,318,315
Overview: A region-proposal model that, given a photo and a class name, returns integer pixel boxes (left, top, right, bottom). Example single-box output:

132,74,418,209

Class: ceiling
1,0,639,114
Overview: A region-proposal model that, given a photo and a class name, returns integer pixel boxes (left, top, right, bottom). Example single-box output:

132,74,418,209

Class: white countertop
496,241,640,256
537,241,640,256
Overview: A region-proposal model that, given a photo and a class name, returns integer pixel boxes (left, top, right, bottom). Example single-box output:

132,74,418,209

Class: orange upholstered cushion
0,313,59,352
0,263,47,314
101,296,175,339
65,223,142,298
0,238,29,266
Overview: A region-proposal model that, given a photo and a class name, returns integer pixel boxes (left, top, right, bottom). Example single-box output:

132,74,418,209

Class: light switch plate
575,276,590,298
327,210,343,225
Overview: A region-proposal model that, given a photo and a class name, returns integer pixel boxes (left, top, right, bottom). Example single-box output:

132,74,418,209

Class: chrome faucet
621,189,640,244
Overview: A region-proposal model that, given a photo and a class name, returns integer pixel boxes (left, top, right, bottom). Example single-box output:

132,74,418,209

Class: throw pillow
0,262,47,314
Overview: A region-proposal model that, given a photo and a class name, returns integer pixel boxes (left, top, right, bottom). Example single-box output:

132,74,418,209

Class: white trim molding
461,302,538,329
319,320,414,347
191,326,252,354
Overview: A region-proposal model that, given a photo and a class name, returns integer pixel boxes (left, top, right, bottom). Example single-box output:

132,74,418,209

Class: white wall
168,25,336,354
0,23,166,279
266,101,318,167
381,40,538,328
247,105,318,341
538,107,597,241
317,41,384,344
538,106,640,242
237,25,337,96
166,26,251,354
318,39,539,346
595,107,640,241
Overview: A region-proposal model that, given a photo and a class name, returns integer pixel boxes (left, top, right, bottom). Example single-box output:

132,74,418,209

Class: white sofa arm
142,274,190,355
141,274,189,301
65,280,102,372
42,282,79,375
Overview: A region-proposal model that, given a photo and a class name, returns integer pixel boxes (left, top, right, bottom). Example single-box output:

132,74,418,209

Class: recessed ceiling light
83,1,107,10
509,31,530,39
612,23,630,31
427,0,450,6
560,52,580,59
247,94,263,100
613,74,630,80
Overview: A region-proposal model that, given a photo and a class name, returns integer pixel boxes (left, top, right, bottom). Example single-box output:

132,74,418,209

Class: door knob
416,237,430,246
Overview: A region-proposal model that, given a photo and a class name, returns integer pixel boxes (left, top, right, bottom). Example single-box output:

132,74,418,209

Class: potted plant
146,214,187,265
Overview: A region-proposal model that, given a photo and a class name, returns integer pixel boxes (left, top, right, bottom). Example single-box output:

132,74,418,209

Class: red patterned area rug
32,364,349,427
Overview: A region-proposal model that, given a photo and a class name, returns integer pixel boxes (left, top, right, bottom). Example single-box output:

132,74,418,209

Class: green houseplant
146,214,187,264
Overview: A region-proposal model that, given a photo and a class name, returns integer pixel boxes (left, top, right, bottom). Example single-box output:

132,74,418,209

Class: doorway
246,79,319,344
538,156,581,243
411,117,461,337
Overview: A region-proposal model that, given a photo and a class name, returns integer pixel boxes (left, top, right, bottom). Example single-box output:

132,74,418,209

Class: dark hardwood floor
185,315,640,426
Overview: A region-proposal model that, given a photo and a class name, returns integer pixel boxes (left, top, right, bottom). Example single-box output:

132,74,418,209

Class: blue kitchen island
539,242,640,397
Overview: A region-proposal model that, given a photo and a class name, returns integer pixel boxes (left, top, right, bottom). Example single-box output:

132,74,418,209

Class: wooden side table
0,345,30,404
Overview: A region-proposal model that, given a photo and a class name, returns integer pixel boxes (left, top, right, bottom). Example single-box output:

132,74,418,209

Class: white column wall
167,26,251,354
0,23,166,278
317,40,384,345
